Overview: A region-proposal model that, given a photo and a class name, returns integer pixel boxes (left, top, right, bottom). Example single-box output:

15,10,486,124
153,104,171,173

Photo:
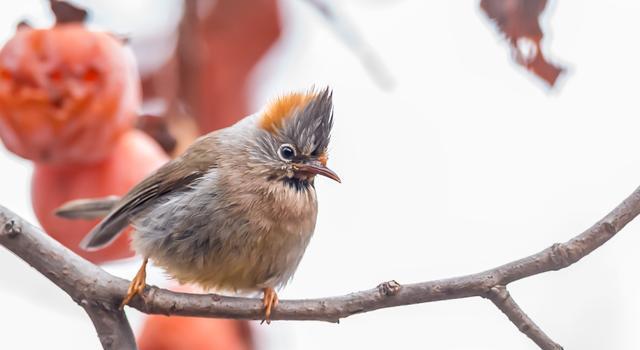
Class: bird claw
120,258,148,309
261,287,279,324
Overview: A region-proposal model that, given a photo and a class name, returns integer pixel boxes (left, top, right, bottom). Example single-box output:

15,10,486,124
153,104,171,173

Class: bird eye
278,144,296,161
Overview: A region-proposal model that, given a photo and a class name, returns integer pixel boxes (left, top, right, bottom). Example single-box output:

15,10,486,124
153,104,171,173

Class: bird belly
131,171,319,292
132,201,317,292
142,222,314,292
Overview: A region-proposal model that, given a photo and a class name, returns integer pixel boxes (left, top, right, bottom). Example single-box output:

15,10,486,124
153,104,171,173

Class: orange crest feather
260,92,315,133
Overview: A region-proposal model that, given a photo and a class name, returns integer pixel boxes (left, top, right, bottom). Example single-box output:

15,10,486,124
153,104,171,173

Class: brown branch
2,184,640,349
487,285,563,350
0,211,137,350
302,0,394,90
84,304,137,350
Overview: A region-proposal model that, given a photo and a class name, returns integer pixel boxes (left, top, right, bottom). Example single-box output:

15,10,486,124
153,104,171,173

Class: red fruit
138,285,252,350
138,316,253,350
32,130,168,263
0,24,140,164
180,0,281,134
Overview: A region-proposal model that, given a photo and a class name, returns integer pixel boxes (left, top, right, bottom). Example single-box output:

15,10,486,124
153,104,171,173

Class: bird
79,87,340,322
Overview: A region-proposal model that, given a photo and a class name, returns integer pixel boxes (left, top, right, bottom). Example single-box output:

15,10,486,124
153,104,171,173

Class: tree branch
2,185,640,349
0,209,137,349
84,303,137,350
487,285,563,350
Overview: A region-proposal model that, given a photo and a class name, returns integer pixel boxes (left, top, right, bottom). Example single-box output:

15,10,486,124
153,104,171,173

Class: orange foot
120,258,148,309
261,287,279,324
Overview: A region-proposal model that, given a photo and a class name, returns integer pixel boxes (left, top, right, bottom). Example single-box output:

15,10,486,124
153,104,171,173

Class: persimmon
32,130,168,263
138,286,252,350
178,0,281,134
138,316,252,350
0,23,140,164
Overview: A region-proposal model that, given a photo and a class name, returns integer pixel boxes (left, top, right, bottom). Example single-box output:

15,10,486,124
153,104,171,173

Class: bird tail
79,210,130,251
55,196,129,251
55,196,120,219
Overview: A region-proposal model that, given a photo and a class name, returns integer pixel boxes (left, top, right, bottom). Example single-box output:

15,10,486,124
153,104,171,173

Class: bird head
248,87,340,188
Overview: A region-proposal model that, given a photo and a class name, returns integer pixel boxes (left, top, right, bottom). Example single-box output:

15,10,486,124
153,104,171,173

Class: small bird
80,87,339,322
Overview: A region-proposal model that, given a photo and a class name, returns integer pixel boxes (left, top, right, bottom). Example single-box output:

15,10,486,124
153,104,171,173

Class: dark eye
278,144,296,161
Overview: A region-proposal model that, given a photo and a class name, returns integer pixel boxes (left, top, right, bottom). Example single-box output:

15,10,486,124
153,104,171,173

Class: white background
1,0,640,349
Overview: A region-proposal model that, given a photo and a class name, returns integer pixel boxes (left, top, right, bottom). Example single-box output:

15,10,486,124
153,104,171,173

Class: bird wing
80,134,219,250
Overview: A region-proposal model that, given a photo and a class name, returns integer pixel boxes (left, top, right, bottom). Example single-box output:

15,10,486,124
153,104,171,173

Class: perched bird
79,87,339,322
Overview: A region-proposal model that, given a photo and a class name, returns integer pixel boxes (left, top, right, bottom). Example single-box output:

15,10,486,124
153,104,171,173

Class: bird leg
261,287,279,324
120,258,148,309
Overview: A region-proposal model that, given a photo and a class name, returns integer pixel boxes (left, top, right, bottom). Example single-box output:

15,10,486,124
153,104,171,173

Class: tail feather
55,196,120,220
79,210,131,251
54,196,128,251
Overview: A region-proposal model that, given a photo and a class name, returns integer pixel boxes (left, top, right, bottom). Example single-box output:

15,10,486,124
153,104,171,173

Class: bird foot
261,287,279,324
120,258,148,309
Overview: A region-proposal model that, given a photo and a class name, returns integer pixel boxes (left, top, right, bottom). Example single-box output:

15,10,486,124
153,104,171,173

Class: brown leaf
480,0,564,86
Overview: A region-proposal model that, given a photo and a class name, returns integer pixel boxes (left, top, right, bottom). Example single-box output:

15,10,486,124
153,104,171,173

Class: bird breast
131,170,319,292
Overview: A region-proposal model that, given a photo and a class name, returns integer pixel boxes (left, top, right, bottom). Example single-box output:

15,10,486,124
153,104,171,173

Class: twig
487,286,563,350
84,304,137,350
2,184,640,349
302,0,394,90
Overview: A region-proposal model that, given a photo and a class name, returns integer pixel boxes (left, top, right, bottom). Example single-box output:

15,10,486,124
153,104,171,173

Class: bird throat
282,177,314,192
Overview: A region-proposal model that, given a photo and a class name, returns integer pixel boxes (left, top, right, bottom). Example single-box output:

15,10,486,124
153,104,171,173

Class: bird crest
259,91,316,133
258,87,333,159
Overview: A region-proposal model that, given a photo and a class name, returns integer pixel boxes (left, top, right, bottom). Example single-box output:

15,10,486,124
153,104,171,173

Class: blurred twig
4,185,640,349
302,0,394,90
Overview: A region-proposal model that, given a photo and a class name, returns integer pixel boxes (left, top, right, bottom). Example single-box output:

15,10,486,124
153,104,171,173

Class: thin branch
83,304,137,350
302,0,394,90
487,285,563,350
2,185,640,349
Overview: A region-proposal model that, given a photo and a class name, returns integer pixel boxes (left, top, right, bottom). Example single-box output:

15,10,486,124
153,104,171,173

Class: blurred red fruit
138,285,252,350
32,130,168,263
179,0,281,134
0,24,140,164
138,316,253,350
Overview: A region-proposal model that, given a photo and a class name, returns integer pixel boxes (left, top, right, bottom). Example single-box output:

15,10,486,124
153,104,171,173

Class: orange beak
295,161,341,183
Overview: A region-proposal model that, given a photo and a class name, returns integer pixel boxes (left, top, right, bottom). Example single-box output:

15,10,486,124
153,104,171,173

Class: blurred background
1,0,640,349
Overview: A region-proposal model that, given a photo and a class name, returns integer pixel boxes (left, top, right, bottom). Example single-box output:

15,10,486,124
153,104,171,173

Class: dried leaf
480,0,565,87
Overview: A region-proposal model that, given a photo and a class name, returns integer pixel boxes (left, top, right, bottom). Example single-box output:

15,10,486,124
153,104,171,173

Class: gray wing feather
80,172,204,250
80,134,219,251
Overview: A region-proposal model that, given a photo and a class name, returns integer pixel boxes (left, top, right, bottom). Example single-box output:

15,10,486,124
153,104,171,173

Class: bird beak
295,161,341,183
